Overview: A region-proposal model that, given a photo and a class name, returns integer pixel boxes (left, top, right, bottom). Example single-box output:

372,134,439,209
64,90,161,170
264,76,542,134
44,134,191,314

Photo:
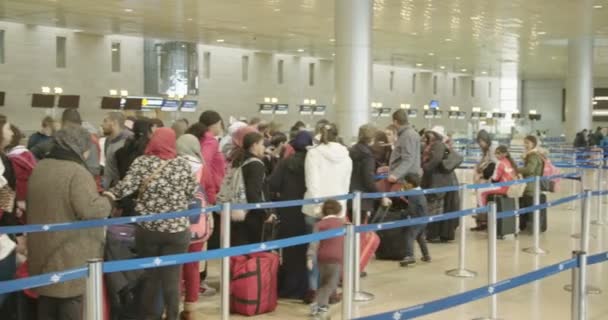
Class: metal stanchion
85,259,103,320
572,170,586,239
592,162,605,225
342,223,355,320
565,191,602,295
568,154,577,211
220,203,231,320
446,185,477,278
523,176,548,255
570,251,581,320
473,202,499,320
352,192,374,302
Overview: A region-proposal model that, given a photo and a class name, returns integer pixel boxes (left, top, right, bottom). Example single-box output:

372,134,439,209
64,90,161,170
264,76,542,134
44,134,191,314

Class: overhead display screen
31,94,55,108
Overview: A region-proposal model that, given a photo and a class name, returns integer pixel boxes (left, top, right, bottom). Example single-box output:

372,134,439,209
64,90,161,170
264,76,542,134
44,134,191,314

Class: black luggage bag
371,207,409,260
487,194,518,239
519,194,548,233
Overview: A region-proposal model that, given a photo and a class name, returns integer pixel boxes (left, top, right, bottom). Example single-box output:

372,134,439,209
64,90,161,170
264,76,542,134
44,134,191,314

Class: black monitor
406,109,417,118
528,114,541,121
275,104,289,115
511,113,522,119
101,97,122,110
259,104,275,115
31,94,55,108
57,95,80,108
492,112,506,119
123,98,143,110
299,105,313,115
0,92,4,106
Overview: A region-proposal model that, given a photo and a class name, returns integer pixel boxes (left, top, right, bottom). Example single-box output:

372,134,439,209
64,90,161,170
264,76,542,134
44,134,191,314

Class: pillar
565,0,594,138
334,0,372,142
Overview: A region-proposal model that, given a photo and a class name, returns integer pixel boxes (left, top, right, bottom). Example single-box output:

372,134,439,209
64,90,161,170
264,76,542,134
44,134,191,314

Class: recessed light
416,63,423,67
241,26,248,30
428,52,435,56
440,66,446,69
329,38,336,42
112,48,118,52
461,68,467,72
187,18,193,21
124,8,134,13
297,49,305,53
445,38,452,42
551,56,558,60
481,71,488,75
537,31,547,35
216,39,225,43
274,8,281,12
455,57,461,60
332,53,336,57
594,4,603,9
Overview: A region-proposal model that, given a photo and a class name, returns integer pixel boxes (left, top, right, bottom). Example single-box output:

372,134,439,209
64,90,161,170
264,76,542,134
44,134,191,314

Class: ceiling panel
0,0,607,78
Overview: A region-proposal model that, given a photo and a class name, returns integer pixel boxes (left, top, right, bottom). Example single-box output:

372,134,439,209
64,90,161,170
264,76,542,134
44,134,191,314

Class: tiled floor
192,170,608,319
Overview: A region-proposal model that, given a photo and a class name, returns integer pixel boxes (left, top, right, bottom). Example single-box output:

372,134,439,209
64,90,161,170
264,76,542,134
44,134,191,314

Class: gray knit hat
54,126,91,160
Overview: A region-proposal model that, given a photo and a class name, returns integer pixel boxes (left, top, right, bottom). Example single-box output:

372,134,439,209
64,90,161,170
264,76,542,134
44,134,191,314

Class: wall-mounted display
275,104,289,115
0,92,4,106
101,97,122,110
124,98,143,110
31,94,55,108
57,95,80,108
299,105,313,115
161,99,180,112
180,100,198,112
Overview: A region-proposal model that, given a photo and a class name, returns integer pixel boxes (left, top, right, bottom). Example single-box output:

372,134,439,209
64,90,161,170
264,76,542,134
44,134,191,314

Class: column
565,0,594,138
334,0,372,142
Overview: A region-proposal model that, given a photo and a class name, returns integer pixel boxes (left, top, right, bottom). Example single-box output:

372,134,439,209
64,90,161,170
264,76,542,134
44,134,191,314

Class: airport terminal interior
0,0,608,319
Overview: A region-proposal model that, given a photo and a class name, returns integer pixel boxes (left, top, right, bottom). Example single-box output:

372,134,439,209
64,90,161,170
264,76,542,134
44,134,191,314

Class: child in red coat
307,200,344,319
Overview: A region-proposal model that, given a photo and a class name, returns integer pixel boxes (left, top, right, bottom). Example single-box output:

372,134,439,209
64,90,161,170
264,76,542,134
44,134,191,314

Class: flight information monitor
31,94,55,108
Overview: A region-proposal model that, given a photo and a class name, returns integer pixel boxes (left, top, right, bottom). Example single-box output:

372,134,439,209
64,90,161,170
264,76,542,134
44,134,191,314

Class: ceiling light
310,99,317,105
53,87,63,94
410,32,418,36
329,38,336,42
187,18,193,22
124,8,134,13
551,56,558,60
416,63,423,67
332,53,336,56
440,66,446,69
216,39,225,43
241,26,248,30
120,90,129,97
112,48,118,52
271,97,278,103
455,57,461,60
428,52,435,56
594,5,603,9
537,31,547,35
274,8,281,12
445,38,452,42
481,71,488,75
109,89,118,96
461,68,467,72
304,99,311,105
264,97,271,103
297,49,305,53
41,87,51,94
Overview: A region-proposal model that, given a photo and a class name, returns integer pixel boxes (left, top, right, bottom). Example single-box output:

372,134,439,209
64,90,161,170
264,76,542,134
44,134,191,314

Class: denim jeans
405,224,430,258
305,215,321,291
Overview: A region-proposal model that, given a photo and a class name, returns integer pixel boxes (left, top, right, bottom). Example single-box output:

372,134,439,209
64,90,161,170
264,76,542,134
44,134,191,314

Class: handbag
440,146,463,173
506,174,526,199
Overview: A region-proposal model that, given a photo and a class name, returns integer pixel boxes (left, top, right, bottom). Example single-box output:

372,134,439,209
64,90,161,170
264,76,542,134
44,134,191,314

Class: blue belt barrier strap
496,193,585,220
231,193,354,211
0,205,222,235
0,267,88,295
356,258,577,320
587,251,608,266
104,228,345,274
355,207,489,234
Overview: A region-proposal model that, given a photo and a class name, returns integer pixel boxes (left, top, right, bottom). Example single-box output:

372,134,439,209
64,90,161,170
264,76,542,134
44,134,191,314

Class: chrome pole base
523,247,548,255
446,268,477,278
353,291,375,302
564,284,602,295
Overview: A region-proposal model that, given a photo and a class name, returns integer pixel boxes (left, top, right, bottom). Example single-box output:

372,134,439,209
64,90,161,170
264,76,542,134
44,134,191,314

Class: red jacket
7,147,36,201
312,216,345,264
200,132,226,204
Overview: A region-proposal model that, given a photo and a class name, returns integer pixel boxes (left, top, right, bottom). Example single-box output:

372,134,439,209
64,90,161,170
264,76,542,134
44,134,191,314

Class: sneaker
303,290,317,304
199,281,217,297
399,256,416,267
328,292,342,305
315,305,330,320
421,256,432,263
310,302,320,316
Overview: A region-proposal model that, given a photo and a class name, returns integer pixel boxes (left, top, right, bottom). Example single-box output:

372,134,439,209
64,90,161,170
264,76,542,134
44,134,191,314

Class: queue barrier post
220,203,231,320
342,223,355,320
446,184,477,278
568,153,577,211
85,259,103,320
592,161,605,225
473,202,499,320
570,251,581,320
523,176,548,255
565,191,602,296
352,192,374,302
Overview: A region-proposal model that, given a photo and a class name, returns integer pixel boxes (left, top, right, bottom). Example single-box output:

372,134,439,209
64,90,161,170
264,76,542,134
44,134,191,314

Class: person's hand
307,259,314,271
16,236,27,256
381,197,392,207
265,214,277,223
387,175,398,183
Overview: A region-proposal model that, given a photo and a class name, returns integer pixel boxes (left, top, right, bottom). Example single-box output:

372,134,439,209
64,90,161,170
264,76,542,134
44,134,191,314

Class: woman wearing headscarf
27,126,112,319
176,134,212,319
106,128,197,320
268,131,313,300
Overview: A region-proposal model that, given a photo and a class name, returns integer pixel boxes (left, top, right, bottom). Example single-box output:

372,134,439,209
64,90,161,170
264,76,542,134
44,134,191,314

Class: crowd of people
573,127,608,148
0,108,557,320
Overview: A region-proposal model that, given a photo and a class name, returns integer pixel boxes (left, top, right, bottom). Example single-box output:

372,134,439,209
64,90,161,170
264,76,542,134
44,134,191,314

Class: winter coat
518,151,544,196
421,142,453,192
389,125,421,180
7,147,36,201
27,159,112,298
349,143,379,212
232,154,268,245
302,142,352,218
200,132,226,205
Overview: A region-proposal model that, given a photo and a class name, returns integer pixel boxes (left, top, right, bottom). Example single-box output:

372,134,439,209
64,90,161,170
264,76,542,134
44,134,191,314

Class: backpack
189,167,213,242
540,155,560,192
217,158,263,221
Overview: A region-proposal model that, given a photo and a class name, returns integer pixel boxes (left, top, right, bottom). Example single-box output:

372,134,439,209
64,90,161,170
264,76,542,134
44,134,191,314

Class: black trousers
135,227,189,320
38,295,82,320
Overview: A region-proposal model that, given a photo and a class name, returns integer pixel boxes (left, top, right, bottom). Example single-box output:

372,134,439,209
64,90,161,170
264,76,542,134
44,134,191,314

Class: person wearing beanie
27,126,112,319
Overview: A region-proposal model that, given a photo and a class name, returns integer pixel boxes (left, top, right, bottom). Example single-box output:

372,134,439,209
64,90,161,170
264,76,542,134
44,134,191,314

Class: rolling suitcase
371,207,408,260
359,231,380,272
519,194,548,233
230,252,279,316
487,194,517,239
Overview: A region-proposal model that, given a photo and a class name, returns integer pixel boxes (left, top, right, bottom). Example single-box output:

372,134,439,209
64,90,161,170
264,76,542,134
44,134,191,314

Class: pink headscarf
232,126,258,148
144,127,177,160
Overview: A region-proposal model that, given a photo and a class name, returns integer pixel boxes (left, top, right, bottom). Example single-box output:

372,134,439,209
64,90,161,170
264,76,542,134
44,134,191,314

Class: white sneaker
199,281,217,297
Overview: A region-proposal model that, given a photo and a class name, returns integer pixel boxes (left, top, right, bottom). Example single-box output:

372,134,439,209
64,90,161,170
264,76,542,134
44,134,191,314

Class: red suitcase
230,252,279,316
359,231,380,272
